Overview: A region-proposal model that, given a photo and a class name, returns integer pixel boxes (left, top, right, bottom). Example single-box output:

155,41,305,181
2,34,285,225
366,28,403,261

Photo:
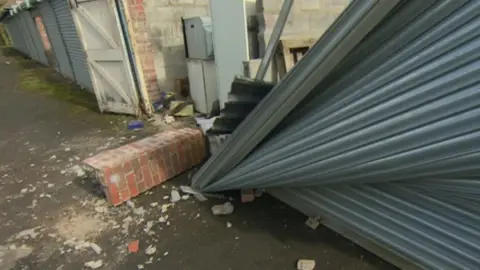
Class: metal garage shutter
21,11,48,66
51,0,93,90
39,1,74,79
192,0,480,269
4,18,26,54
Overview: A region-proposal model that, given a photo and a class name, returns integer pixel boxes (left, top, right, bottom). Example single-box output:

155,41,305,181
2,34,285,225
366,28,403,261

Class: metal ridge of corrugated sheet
269,183,480,270
204,0,480,192
191,0,402,189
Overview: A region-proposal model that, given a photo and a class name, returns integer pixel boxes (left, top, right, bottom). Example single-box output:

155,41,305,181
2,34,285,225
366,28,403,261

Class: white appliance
187,59,217,114
183,16,218,114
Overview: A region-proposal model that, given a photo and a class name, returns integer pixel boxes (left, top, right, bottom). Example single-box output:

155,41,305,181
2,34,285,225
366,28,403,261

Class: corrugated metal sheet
51,0,92,90
4,16,27,54
204,0,480,191
192,0,402,189
191,0,480,269
39,1,75,79
20,10,48,65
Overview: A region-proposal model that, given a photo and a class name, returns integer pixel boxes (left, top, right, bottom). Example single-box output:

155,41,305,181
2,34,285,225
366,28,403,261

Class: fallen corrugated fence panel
192,0,480,269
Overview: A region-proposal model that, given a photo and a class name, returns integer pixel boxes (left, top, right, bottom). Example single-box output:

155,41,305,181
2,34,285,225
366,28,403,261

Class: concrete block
300,0,321,10
183,6,209,18
83,128,206,206
194,0,209,6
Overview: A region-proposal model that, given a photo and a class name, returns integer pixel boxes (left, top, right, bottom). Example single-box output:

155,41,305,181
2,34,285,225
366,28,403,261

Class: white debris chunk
20,188,28,194
297,259,316,270
170,190,181,203
145,245,156,255
137,265,144,269
163,195,169,200
211,202,234,215
64,148,71,152
226,222,232,228
179,185,207,201
15,226,42,239
126,200,135,208
158,216,167,223
305,216,321,230
84,260,103,269
95,206,108,213
49,155,56,160
68,165,85,177
150,202,159,207
144,221,154,233
181,195,190,201
47,183,55,188
163,251,169,256
134,207,145,216
90,243,102,255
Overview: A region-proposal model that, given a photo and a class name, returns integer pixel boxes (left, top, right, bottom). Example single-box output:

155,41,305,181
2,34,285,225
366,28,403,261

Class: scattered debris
145,245,156,255
170,100,194,117
211,202,234,215
170,190,181,203
164,115,175,124
158,216,167,223
128,240,139,253
68,165,86,177
126,200,135,209
297,259,316,270
90,243,102,255
179,185,207,201
134,207,146,216
144,221,154,233
128,120,144,130
84,260,103,269
241,189,255,203
305,216,321,230
95,206,108,213
150,202,159,207
226,222,232,228
15,226,42,240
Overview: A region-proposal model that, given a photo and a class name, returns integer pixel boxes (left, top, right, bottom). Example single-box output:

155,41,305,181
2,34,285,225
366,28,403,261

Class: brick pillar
123,0,159,112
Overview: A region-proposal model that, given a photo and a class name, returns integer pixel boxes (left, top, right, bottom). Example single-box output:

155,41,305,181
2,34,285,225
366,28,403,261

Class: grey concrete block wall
258,0,349,56
144,0,209,96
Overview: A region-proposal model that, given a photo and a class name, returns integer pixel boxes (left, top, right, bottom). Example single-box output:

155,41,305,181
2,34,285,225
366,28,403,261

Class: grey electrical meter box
183,16,214,60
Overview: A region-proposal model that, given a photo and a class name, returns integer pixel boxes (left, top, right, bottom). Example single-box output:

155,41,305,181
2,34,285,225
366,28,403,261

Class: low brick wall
83,128,206,206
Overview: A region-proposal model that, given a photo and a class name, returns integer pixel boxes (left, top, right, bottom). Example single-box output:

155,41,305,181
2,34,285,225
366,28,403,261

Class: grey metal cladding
191,0,402,189
39,1,75,79
51,0,93,90
269,184,480,270
206,0,480,191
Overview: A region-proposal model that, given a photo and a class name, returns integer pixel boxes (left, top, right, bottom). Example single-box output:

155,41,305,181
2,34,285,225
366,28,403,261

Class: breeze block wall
83,128,206,206
259,0,349,55
144,0,209,101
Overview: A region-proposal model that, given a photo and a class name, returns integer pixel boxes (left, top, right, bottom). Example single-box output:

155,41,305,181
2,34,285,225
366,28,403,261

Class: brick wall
144,0,209,102
259,0,349,55
124,0,159,109
83,128,206,206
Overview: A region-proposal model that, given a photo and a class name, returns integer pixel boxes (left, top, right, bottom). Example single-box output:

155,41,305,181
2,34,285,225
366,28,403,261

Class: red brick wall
83,128,206,206
125,0,160,106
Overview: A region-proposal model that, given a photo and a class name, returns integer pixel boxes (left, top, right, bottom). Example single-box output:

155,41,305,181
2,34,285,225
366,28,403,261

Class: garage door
69,0,139,115
39,1,74,79
51,0,93,90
